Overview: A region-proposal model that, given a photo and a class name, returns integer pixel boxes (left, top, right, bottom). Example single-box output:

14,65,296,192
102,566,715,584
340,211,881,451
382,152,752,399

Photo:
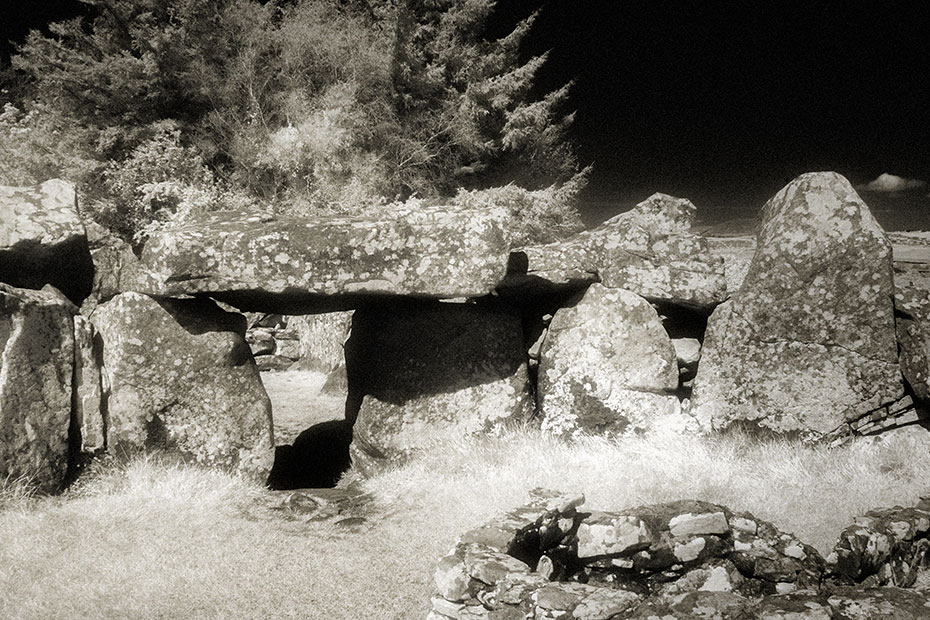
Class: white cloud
860,173,927,193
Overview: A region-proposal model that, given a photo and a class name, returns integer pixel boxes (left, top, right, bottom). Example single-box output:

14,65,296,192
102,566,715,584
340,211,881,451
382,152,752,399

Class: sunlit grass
2,426,930,619
366,425,930,554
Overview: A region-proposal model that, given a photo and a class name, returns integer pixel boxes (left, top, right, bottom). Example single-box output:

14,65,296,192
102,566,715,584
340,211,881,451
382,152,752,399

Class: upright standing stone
0,283,75,490
90,293,274,477
0,180,94,305
537,284,680,438
691,172,904,437
348,301,533,473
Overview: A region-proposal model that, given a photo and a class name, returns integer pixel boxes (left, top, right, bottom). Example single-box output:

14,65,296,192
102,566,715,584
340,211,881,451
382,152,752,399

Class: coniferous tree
4,0,583,241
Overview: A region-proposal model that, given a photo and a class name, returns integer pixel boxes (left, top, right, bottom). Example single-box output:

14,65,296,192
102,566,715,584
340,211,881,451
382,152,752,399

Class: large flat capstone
137,205,515,307
0,180,94,305
691,172,905,437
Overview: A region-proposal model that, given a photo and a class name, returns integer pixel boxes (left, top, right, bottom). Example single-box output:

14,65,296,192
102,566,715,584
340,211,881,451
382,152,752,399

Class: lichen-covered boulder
90,292,274,477
0,179,94,305
755,588,930,619
691,172,905,438
823,587,930,619
626,591,756,619
0,283,75,490
347,301,533,474
510,193,727,308
291,311,352,372
537,284,681,438
137,205,515,309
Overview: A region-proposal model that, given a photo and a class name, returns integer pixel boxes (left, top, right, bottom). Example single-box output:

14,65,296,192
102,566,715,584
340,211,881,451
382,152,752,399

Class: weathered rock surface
537,284,680,438
137,205,515,308
828,498,930,589
0,180,94,305
80,221,143,314
0,283,75,490
347,301,533,473
90,292,274,476
673,337,702,381
692,172,905,437
894,288,930,401
73,315,106,452
510,193,727,308
246,327,276,356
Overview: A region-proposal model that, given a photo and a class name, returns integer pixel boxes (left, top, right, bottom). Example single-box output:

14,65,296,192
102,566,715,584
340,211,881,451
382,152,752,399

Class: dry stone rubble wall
428,490,930,619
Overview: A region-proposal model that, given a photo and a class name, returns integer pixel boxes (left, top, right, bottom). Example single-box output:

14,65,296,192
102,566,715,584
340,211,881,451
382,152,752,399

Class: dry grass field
3,373,930,619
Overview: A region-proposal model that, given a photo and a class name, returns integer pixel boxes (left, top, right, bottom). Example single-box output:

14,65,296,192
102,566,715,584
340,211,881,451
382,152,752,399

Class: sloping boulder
90,292,274,477
0,180,94,305
137,205,515,310
347,301,533,473
507,193,727,308
537,285,680,438
691,172,905,437
0,283,75,490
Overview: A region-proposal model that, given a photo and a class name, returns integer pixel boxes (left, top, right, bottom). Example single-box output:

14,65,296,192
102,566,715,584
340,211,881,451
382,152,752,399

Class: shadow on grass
266,419,353,490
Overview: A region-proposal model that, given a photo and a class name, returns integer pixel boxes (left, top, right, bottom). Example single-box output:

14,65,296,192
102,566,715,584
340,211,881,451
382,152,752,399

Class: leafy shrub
0,102,100,187
452,168,589,245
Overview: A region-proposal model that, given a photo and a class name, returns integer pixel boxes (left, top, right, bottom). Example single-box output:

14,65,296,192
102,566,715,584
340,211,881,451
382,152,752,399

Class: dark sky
3,0,929,228
495,0,930,227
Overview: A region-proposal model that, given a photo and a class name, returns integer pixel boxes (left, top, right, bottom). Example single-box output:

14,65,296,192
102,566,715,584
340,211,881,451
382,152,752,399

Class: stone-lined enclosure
2,171,930,490
428,490,930,619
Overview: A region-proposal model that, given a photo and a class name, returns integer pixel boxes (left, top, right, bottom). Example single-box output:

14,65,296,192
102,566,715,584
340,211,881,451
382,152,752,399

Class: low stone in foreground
429,490,930,620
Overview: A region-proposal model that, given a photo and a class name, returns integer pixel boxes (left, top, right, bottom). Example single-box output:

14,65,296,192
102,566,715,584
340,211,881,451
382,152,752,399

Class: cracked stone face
537,284,681,439
691,172,905,437
90,292,274,478
136,205,515,306
0,283,75,490
347,301,534,473
0,180,95,305
515,193,728,308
